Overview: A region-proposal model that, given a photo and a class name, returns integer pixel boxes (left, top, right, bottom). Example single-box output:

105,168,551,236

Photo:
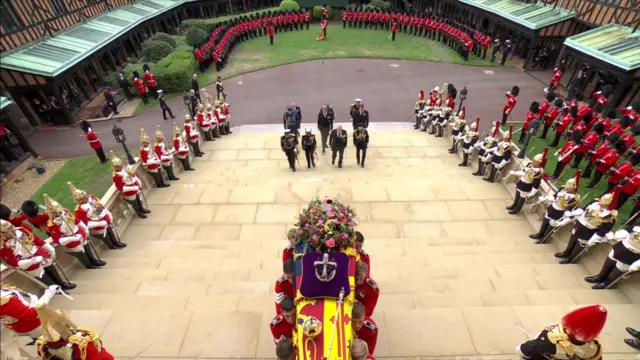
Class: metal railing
72,89,127,122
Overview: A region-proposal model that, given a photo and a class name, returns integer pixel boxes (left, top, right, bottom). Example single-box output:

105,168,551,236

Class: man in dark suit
329,124,348,168
158,90,175,120
317,105,334,153
352,103,369,130
189,90,199,118
192,73,201,101
117,73,133,100
103,88,118,115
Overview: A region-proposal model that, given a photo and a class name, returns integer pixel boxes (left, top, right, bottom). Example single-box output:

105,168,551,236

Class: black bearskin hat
614,140,627,153
570,106,578,118
553,99,564,108
511,86,520,96
594,103,604,114
620,116,631,128
545,93,555,102
571,129,584,143
607,109,618,119
591,121,604,135
601,85,613,97
0,204,11,221
143,64,150,73
448,85,457,100
79,120,91,133
132,71,140,79
588,97,598,108
575,93,584,101
582,113,593,125
631,122,640,136
21,200,40,217
605,132,620,144
529,101,540,114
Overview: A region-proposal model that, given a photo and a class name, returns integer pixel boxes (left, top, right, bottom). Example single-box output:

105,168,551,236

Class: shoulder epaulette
271,315,283,327
277,276,287,284
364,320,377,332
366,278,378,291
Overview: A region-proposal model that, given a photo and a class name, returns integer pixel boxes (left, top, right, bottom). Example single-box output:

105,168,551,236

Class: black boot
506,192,519,210
585,257,617,283
473,160,484,176
95,232,117,249
180,157,195,171
166,165,180,181
43,266,76,290
137,195,151,214
193,141,205,156
530,218,552,243
127,199,147,218
459,153,469,167
559,237,585,264
152,171,170,188
592,268,625,289
509,195,526,215
555,234,578,258
484,166,497,182
626,327,640,339
625,339,640,350
69,251,97,269
107,226,127,248
226,124,232,134
84,243,106,267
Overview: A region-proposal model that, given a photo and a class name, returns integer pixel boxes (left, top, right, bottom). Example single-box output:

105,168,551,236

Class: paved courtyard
26,127,638,358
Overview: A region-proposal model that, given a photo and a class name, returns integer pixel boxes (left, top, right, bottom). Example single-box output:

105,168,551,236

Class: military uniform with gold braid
172,122,195,171
281,130,298,172
44,194,105,269
35,303,114,360
110,152,150,219
139,128,169,188
183,110,205,157
1,284,69,339
154,126,180,181
473,122,500,177
458,118,479,167
529,172,582,244
68,182,126,250
350,98,362,127
517,305,605,360
555,192,618,264
414,91,427,129
301,128,317,169
448,107,468,154
484,125,513,183
434,83,451,138
584,225,640,289
505,149,547,215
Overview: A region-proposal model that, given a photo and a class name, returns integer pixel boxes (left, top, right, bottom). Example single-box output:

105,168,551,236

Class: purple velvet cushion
299,252,351,299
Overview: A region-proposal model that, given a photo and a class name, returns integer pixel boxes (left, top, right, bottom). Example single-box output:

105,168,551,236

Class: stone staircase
12,128,640,358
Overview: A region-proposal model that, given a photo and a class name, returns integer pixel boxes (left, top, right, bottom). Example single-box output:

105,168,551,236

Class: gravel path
1,160,67,209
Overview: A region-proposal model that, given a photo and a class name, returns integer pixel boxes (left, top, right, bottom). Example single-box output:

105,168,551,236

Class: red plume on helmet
561,305,607,342
492,122,499,137
610,185,622,210
419,90,425,101
508,125,513,140
541,146,549,168
574,169,582,189
475,117,480,129
460,106,466,118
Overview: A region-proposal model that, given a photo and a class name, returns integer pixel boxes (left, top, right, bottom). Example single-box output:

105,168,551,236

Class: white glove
587,234,604,247
570,208,584,217
556,218,572,227
42,243,56,258
629,261,640,272
526,189,538,199
123,185,140,192
33,256,44,264
510,170,524,176
544,195,554,202
498,159,509,169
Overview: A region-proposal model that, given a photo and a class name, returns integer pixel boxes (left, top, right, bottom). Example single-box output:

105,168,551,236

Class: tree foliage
185,26,209,48
148,32,177,48
141,40,174,62
280,0,300,10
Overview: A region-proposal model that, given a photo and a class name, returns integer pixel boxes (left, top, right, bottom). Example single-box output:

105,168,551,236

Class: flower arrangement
295,198,358,253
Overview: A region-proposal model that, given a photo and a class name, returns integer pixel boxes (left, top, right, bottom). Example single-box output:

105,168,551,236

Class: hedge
312,5,341,20
148,32,177,48
141,40,174,62
366,0,391,9
115,51,196,94
185,26,209,48
181,7,279,33
280,0,300,11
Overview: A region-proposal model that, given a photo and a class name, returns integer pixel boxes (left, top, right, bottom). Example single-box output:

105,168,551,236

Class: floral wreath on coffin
295,198,358,253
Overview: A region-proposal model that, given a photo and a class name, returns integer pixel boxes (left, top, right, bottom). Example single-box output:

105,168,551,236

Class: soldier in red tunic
354,231,370,275
1,285,70,340
0,204,32,231
274,259,294,314
352,302,378,355
551,130,582,179
131,71,148,105
276,338,296,360
35,303,114,360
143,64,158,99
111,152,150,219
606,151,640,193
184,110,205,157
620,100,640,126
501,86,519,126
80,121,107,163
173,122,195,171
68,182,126,249
282,228,295,264
587,140,627,188
550,106,575,147
540,98,563,139
546,63,564,94
140,128,169,188
21,200,50,234
352,339,375,360
270,298,295,344
154,126,180,181
195,48,206,72
355,261,379,316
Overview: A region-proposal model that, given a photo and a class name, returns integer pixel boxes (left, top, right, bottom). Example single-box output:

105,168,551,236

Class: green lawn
30,153,124,212
507,124,637,222
134,22,507,115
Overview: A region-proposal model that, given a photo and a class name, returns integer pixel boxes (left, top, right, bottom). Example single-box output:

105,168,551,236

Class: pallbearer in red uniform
1,285,71,340
501,86,519,125
43,194,105,269
586,140,627,188
35,303,114,360
352,339,375,360
154,126,180,182
355,261,379,316
68,182,126,249
505,150,546,215
80,121,107,163
274,259,294,314
173,122,195,171
517,305,605,359
111,152,150,219
354,231,371,275
143,64,158,99
1,220,75,289
131,71,148,105
270,298,295,344
352,302,378,355
184,110,205,157
140,128,169,188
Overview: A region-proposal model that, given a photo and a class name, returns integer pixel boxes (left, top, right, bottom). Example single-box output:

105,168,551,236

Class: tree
141,40,173,62
185,26,209,49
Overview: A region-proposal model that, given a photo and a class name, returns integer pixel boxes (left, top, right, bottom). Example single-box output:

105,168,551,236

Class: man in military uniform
555,193,617,264
586,140,627,188
35,303,114,359
111,152,150,219
483,125,513,183
473,122,499,176
501,85,519,126
354,231,370,275
270,298,295,344
459,118,479,167
68,182,126,250
350,98,362,127
281,130,298,172
352,302,378,355
317,105,333,154
80,121,107,163
355,261,379,316
354,123,369,168
283,228,296,264
301,128,317,169
276,338,295,360
216,76,226,99
584,226,639,289
448,107,467,154
283,105,300,136
274,259,294,313
184,110,205,157
154,126,180,182
330,124,348,168
529,172,581,244
352,103,370,130
140,128,168,189
173,123,195,172
505,150,546,215
517,305,605,360
414,90,427,129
